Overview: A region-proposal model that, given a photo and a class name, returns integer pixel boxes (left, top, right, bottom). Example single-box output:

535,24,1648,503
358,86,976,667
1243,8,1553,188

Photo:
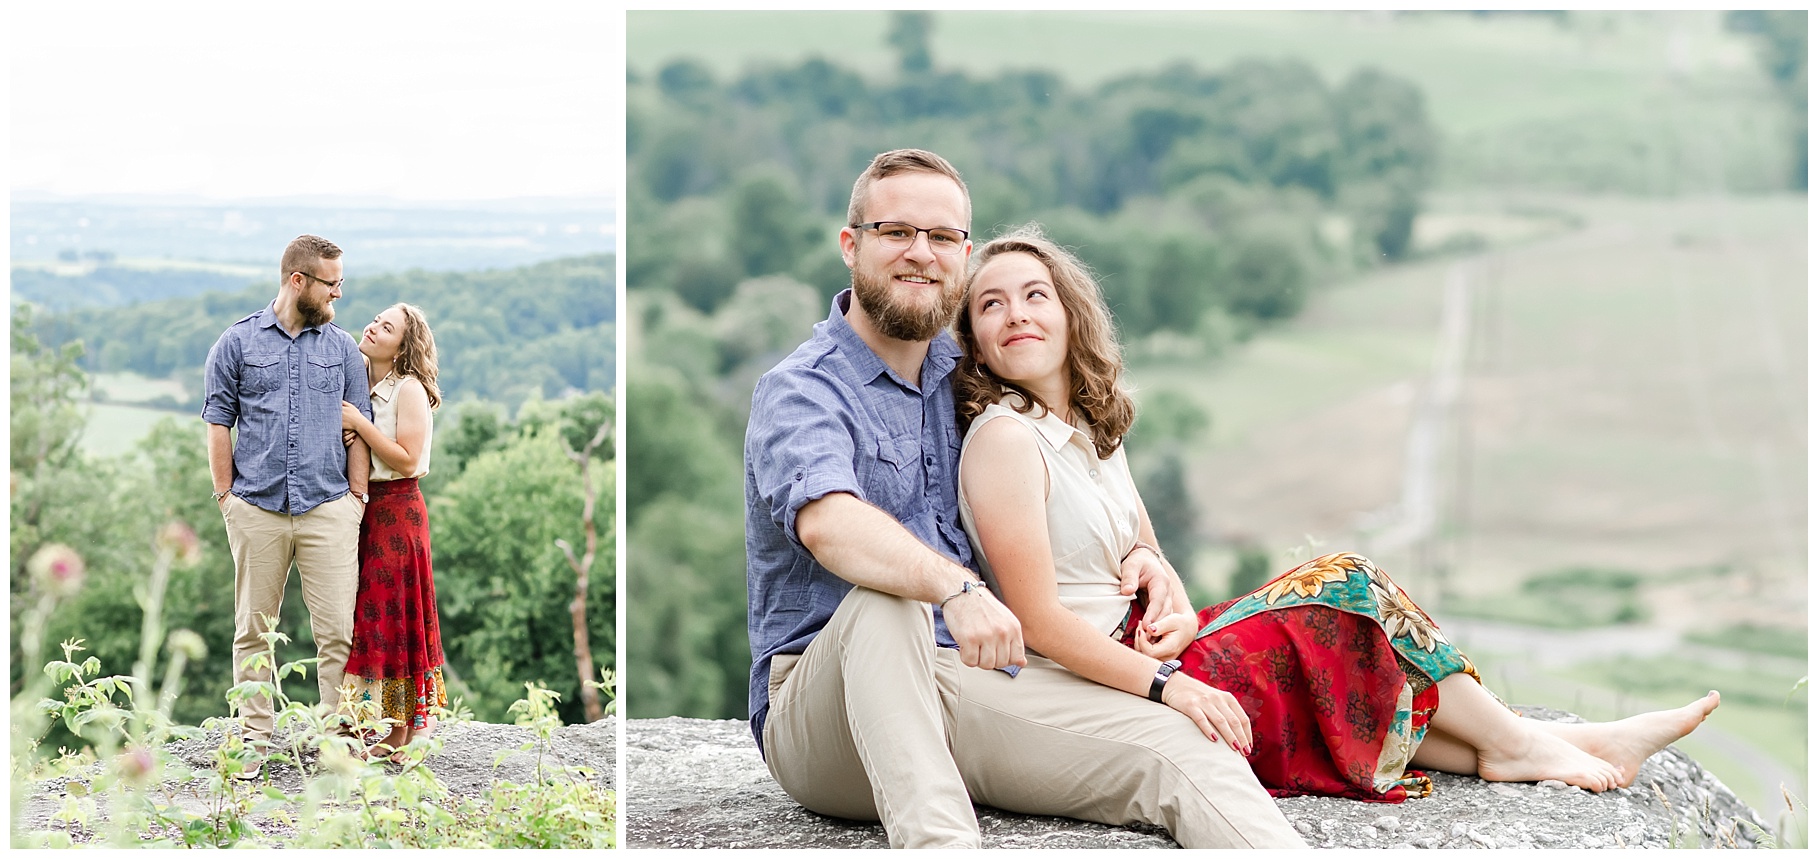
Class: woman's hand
1134,611,1195,661
340,402,367,448
1160,672,1253,755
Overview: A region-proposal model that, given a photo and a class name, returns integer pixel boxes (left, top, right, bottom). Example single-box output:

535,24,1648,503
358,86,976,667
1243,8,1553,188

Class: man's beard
851,266,962,343
298,290,335,328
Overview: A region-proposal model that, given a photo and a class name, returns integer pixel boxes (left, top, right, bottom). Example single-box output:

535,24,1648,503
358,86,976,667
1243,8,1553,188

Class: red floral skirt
344,478,447,730
1123,553,1478,803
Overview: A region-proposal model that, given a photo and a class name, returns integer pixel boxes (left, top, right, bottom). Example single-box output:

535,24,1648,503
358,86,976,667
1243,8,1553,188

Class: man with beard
744,150,1302,848
202,234,372,775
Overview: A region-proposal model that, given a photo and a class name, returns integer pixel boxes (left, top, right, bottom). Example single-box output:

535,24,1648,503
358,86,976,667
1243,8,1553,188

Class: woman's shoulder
391,374,432,409
963,405,1044,458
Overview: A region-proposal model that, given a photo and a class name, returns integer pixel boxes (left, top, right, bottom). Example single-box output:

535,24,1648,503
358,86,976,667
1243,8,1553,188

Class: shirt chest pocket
306,354,344,395
867,434,922,509
242,353,282,394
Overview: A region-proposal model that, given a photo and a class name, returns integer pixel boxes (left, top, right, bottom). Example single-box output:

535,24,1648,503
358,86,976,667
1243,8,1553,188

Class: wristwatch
1149,659,1182,703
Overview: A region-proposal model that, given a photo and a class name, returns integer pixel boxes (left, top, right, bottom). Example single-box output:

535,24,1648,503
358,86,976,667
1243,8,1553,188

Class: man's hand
1119,545,1183,631
1134,611,1195,661
940,585,1026,671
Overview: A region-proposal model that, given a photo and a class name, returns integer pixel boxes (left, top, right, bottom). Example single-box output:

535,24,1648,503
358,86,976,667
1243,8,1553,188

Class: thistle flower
167,629,207,661
155,521,202,567
28,544,85,599
113,745,157,786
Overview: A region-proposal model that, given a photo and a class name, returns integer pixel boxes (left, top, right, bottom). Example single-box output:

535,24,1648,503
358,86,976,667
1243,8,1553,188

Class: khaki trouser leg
292,494,361,716
223,495,295,740
762,586,980,849
950,658,1306,849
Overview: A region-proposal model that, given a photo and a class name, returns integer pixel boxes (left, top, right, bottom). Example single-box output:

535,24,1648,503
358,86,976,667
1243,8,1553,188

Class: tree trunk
559,419,611,723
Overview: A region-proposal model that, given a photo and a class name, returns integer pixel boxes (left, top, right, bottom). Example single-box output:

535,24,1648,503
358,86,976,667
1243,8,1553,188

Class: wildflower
155,521,202,567
167,629,207,661
113,746,157,786
28,544,85,599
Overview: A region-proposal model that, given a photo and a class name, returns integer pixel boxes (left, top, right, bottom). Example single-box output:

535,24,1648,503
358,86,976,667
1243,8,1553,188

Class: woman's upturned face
360,306,409,362
968,251,1070,395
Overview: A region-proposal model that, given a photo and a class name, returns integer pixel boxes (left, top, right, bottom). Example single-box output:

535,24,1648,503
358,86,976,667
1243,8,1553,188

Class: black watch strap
1149,659,1182,702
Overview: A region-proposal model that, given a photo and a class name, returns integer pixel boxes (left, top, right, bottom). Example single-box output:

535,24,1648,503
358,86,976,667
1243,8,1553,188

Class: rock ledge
627,708,1766,849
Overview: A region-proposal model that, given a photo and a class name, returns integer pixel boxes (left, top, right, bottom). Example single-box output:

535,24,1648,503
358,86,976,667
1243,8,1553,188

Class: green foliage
626,496,748,720
1226,544,1276,599
627,52,1440,342
1133,448,1198,583
10,265,258,312
887,11,934,76
10,306,89,477
624,377,743,526
1727,10,1807,190
12,593,615,849
624,368,748,719
32,255,615,414
432,426,615,725
1130,389,1211,447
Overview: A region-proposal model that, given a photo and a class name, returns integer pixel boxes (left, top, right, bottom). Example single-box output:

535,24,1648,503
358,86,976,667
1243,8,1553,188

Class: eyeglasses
851,221,969,255
293,270,344,290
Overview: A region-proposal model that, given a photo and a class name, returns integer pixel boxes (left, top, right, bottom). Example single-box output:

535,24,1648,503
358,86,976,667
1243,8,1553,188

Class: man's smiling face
842,171,971,343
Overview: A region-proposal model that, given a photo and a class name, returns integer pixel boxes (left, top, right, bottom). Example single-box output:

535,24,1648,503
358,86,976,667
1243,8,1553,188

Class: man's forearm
347,437,371,495
796,492,975,604
206,423,235,493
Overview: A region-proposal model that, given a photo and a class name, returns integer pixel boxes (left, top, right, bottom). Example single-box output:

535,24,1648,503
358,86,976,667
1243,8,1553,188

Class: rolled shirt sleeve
747,369,864,552
201,328,243,427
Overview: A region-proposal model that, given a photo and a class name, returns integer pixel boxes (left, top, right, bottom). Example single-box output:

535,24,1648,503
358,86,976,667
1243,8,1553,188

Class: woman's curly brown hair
389,302,442,411
955,225,1134,459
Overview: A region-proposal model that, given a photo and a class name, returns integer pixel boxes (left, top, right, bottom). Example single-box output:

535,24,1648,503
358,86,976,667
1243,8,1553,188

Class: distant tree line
1727,10,1808,190
11,265,258,312
27,255,615,415
625,33,1441,720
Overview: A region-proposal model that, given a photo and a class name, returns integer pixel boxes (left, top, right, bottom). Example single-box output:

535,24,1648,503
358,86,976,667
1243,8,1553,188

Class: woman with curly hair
339,302,448,762
954,225,1719,802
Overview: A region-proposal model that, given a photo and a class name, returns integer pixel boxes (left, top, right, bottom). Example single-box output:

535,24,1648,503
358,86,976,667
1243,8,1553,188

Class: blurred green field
79,402,188,460
629,11,1789,191
1162,193,1805,600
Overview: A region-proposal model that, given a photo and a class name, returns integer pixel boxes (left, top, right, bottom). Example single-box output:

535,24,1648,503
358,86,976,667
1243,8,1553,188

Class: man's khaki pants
762,586,1305,849
222,493,362,740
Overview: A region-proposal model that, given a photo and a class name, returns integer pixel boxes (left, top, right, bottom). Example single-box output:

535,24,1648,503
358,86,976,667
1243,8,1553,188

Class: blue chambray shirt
745,289,981,750
201,302,372,515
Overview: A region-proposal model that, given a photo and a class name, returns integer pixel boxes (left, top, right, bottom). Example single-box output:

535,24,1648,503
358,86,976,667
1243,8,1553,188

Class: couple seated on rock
742,148,1720,848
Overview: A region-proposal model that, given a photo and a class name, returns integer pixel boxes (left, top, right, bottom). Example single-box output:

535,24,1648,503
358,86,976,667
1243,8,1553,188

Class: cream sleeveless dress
956,399,1142,651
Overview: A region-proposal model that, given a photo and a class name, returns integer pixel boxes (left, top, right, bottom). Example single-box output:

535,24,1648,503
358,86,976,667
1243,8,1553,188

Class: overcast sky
11,2,621,202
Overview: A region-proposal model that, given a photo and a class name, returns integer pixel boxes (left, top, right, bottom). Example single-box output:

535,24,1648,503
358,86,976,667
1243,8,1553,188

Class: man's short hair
280,235,343,282
845,149,972,228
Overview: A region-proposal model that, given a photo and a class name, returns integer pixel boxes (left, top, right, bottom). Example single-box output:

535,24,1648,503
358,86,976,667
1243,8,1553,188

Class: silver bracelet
1128,541,1165,561
939,579,988,608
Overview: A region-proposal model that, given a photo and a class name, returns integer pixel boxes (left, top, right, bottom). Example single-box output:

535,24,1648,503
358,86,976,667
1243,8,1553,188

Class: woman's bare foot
1537,691,1721,787
1477,725,1624,792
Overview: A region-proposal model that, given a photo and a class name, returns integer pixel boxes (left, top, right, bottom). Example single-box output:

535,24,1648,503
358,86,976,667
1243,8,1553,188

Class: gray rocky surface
627,708,1768,849
18,716,616,844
